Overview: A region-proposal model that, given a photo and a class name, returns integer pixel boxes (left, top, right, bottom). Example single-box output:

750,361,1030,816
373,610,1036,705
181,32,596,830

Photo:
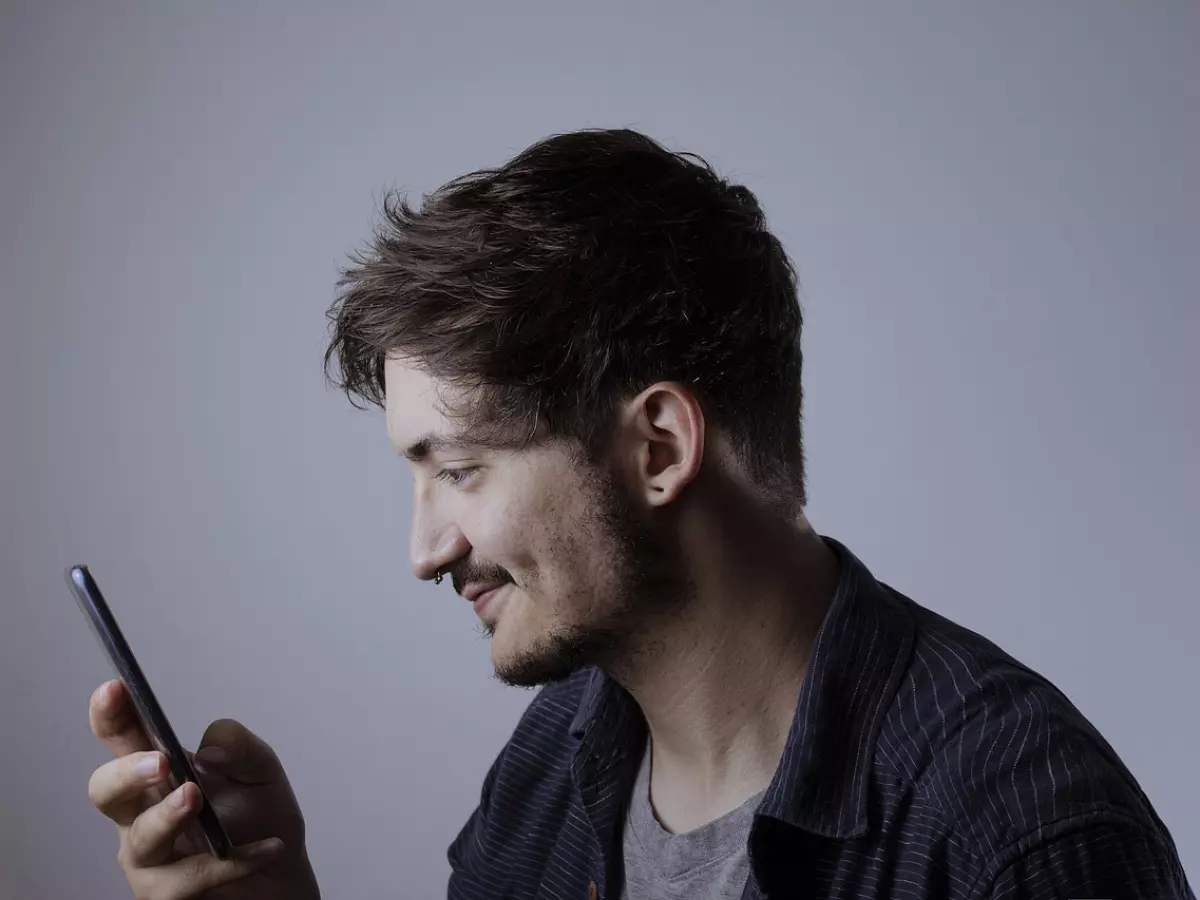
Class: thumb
195,718,284,785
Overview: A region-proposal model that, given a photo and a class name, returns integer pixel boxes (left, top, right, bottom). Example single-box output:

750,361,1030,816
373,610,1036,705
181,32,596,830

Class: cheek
534,516,625,620
475,456,617,608
467,492,546,582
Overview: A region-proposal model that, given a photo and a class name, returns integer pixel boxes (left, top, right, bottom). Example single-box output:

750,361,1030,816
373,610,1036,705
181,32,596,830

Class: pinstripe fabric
447,537,1195,899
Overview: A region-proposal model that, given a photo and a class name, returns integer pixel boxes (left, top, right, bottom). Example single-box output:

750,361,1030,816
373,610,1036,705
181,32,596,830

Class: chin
490,619,625,688
489,628,578,688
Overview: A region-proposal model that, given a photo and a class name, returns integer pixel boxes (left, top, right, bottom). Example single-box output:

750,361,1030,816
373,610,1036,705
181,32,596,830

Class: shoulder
878,584,1180,864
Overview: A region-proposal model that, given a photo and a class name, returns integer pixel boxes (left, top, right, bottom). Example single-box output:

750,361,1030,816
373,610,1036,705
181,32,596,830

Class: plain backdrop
1,2,1196,897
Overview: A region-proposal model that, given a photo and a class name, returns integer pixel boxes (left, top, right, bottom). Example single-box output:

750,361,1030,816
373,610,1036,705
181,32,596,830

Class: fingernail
245,837,284,857
170,784,189,808
195,746,228,766
136,753,161,776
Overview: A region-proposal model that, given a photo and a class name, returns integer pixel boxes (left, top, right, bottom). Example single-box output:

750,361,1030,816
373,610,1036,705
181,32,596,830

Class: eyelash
434,466,480,486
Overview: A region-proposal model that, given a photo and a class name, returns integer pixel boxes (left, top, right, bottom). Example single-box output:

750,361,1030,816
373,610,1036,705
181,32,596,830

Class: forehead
382,355,585,466
383,356,463,456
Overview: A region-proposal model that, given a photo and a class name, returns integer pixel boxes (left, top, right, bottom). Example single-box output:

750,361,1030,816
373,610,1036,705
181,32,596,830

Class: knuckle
86,769,104,807
125,817,144,856
126,809,158,860
131,870,177,900
89,759,141,814
283,807,307,843
181,855,209,883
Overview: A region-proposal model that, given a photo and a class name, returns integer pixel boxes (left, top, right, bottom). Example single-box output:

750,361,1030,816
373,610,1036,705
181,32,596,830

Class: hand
87,679,321,899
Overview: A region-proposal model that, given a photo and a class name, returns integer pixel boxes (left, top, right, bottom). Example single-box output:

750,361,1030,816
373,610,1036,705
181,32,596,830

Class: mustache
449,565,513,594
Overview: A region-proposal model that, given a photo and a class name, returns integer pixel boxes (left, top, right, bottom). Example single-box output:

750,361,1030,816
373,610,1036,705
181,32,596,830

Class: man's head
325,128,806,686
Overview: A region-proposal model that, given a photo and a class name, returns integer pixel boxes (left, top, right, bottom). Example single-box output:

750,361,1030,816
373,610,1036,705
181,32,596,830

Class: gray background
1,2,1196,897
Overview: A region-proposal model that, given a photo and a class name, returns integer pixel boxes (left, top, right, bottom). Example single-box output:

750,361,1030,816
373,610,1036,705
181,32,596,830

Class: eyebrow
400,432,472,463
399,425,531,462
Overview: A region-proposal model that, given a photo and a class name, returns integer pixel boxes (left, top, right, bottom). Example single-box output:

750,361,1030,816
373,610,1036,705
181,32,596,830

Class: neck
613,488,840,832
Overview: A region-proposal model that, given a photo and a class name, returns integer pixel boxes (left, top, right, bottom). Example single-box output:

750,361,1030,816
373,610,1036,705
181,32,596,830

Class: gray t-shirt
619,739,765,900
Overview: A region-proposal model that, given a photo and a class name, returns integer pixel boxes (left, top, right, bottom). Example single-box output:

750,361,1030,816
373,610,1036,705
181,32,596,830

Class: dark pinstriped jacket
447,537,1195,899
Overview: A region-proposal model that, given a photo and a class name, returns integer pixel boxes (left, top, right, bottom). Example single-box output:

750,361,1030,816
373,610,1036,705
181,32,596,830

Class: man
85,128,1194,899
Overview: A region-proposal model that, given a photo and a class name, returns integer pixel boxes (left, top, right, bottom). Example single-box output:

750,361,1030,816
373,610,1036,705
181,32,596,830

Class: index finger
89,680,153,758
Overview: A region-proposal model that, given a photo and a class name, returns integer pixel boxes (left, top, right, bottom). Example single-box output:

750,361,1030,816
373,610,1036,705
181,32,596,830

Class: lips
462,582,506,604
469,584,507,619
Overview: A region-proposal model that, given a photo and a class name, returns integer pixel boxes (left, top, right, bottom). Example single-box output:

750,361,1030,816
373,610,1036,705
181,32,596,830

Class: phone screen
66,564,233,858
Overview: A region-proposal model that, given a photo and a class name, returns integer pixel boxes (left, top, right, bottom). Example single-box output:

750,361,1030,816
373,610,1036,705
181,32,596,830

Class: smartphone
66,564,233,858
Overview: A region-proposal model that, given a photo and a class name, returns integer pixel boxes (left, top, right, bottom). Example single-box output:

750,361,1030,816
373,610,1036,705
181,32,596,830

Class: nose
409,490,470,583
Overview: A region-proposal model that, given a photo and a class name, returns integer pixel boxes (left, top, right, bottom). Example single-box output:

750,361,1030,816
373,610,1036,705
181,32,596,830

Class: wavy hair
325,128,807,514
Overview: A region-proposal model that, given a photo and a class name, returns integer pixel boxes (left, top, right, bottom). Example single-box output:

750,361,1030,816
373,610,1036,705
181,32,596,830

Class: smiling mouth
472,584,507,618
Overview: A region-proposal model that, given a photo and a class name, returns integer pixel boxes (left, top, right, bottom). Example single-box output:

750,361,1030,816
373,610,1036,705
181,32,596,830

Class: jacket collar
568,535,915,839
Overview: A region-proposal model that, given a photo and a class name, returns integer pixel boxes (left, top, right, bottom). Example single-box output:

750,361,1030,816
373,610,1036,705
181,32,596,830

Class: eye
434,466,480,486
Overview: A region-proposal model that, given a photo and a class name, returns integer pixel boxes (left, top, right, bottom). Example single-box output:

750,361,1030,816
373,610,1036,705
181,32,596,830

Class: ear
617,383,706,507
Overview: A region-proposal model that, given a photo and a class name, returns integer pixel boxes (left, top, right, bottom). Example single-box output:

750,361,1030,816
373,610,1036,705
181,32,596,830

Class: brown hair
325,128,807,513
